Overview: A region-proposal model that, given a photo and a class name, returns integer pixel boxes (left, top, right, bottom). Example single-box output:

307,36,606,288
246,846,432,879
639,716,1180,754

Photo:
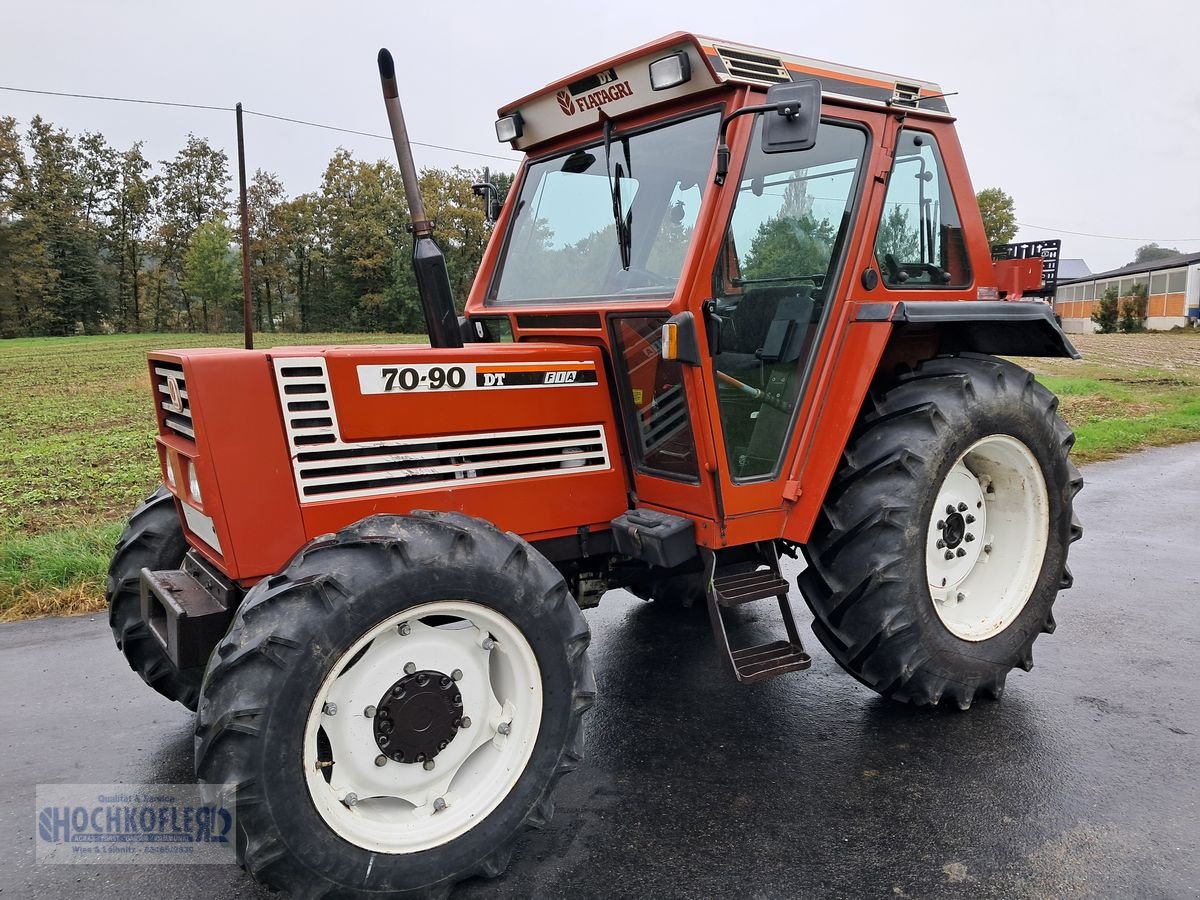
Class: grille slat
295,435,604,472
715,45,791,85
152,361,194,443
273,357,611,503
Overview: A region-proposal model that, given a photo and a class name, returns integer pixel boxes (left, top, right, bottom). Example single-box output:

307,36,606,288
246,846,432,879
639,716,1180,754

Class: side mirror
471,166,503,225
714,77,822,184
761,78,821,154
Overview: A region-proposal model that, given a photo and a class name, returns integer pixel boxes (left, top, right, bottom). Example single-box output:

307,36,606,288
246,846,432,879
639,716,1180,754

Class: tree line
0,115,511,338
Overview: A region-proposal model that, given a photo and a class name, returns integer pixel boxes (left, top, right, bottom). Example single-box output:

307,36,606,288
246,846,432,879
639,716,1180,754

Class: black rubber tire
194,511,595,899
106,486,204,710
799,354,1083,709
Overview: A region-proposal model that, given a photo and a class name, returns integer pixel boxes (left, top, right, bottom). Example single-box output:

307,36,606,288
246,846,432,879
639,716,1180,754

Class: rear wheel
195,511,594,898
799,354,1082,708
106,486,203,709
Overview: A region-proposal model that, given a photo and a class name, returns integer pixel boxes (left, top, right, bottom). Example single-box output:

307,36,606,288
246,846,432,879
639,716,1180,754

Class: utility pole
236,102,253,350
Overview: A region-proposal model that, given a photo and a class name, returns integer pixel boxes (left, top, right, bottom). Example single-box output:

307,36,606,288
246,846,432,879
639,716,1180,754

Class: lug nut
433,798,446,813
984,543,993,554
957,502,968,512
965,514,976,524
398,623,411,636
965,533,975,542
323,703,337,716
364,705,376,718
374,755,387,767
956,592,966,603
936,520,945,530
460,716,472,729
404,662,416,675
482,638,496,651
497,722,511,736
946,504,955,515
936,539,945,549
343,793,358,808
944,550,954,560
956,548,966,558
423,759,436,771
417,674,429,687
451,669,463,682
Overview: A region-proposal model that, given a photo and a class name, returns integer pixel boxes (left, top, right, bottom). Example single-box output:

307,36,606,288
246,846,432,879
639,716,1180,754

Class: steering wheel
609,266,673,293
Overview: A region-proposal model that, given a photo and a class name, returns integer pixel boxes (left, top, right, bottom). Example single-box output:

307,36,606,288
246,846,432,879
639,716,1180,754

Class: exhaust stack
377,49,463,348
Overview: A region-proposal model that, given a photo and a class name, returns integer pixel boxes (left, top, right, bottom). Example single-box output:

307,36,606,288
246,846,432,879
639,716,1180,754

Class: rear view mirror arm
713,102,797,185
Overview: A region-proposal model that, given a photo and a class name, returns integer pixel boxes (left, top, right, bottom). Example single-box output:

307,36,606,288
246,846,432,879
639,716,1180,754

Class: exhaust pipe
377,49,463,348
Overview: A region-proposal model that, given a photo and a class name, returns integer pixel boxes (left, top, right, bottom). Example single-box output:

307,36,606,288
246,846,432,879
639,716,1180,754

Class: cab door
693,107,882,524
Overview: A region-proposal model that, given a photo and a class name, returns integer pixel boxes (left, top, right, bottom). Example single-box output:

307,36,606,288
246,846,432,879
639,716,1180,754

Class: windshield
489,111,721,303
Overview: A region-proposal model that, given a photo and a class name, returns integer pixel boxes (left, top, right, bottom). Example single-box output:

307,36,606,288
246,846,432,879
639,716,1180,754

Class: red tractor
108,33,1081,898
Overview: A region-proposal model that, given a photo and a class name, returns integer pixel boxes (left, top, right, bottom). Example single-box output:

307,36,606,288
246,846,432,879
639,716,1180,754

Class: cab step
704,545,812,684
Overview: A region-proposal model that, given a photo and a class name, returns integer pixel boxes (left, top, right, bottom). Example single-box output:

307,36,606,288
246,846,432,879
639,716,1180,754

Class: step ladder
703,545,812,684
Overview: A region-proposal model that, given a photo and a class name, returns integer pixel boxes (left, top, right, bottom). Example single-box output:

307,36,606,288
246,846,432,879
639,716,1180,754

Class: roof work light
494,113,524,143
649,51,691,91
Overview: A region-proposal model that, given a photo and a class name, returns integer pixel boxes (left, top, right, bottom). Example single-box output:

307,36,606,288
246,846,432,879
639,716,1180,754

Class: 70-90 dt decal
357,362,598,394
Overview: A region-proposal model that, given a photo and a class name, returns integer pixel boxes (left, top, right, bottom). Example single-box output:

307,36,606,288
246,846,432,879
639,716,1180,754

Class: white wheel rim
925,434,1050,642
303,601,542,854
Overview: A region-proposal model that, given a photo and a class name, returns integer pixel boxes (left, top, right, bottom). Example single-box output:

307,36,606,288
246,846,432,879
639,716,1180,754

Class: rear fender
857,299,1079,359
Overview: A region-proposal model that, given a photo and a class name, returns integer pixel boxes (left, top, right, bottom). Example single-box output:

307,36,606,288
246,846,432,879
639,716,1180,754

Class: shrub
1119,282,1149,333
1091,286,1120,333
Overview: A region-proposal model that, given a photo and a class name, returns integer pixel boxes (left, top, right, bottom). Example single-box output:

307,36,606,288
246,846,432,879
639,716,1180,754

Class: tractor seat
718,286,815,374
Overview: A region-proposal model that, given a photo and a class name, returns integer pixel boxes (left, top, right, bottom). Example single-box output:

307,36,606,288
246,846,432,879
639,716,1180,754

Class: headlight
187,461,202,505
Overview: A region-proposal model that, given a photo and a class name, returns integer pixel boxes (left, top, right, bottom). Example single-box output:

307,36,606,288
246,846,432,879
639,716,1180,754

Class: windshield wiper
602,117,632,271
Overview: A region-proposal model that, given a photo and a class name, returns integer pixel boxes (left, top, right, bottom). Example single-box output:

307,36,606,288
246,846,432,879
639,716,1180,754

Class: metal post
236,102,253,350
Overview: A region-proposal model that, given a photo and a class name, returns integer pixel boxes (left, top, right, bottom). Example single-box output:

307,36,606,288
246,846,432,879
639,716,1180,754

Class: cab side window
874,129,971,289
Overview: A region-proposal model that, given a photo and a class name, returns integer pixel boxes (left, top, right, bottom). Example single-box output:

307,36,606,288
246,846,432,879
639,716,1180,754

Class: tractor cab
463,33,1004,544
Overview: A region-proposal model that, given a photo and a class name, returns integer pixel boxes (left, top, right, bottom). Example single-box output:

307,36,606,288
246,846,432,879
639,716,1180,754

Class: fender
856,300,1079,359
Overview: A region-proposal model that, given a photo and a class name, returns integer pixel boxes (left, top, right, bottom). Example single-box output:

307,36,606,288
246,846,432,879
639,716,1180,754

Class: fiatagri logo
557,69,634,117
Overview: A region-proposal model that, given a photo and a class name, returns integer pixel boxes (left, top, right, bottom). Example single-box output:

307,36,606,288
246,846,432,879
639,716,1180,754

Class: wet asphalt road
2,443,1198,899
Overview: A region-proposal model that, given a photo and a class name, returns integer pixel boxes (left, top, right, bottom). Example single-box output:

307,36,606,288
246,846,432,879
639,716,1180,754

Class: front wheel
195,511,594,898
799,354,1082,708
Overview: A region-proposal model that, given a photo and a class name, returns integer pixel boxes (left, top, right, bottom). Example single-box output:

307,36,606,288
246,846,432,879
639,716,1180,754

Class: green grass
1029,368,1200,463
0,332,419,619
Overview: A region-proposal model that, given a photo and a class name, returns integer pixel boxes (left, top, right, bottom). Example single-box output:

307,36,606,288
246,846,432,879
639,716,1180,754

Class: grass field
1,330,1198,621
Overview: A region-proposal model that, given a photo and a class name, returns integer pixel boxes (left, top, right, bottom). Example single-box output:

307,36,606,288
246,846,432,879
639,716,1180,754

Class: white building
1054,251,1200,333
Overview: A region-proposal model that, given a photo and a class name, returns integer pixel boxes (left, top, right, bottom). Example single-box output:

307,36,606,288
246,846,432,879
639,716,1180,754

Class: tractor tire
195,511,595,899
106,486,204,710
799,354,1082,709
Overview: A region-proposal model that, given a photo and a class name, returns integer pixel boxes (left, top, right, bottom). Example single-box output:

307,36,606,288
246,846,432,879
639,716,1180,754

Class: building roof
1057,258,1091,280
1058,250,1200,285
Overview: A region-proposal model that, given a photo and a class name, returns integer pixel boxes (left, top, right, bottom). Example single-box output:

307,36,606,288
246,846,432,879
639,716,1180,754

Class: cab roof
498,32,949,152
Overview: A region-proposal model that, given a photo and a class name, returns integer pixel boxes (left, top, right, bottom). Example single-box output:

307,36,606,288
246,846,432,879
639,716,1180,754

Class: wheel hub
942,511,967,549
374,670,463,764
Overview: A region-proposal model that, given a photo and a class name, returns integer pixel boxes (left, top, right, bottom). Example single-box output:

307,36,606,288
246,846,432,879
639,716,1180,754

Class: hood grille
153,361,194,442
273,357,610,503
715,46,791,85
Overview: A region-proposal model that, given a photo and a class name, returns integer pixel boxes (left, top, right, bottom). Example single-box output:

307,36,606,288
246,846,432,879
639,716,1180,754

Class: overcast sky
5,0,1198,273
